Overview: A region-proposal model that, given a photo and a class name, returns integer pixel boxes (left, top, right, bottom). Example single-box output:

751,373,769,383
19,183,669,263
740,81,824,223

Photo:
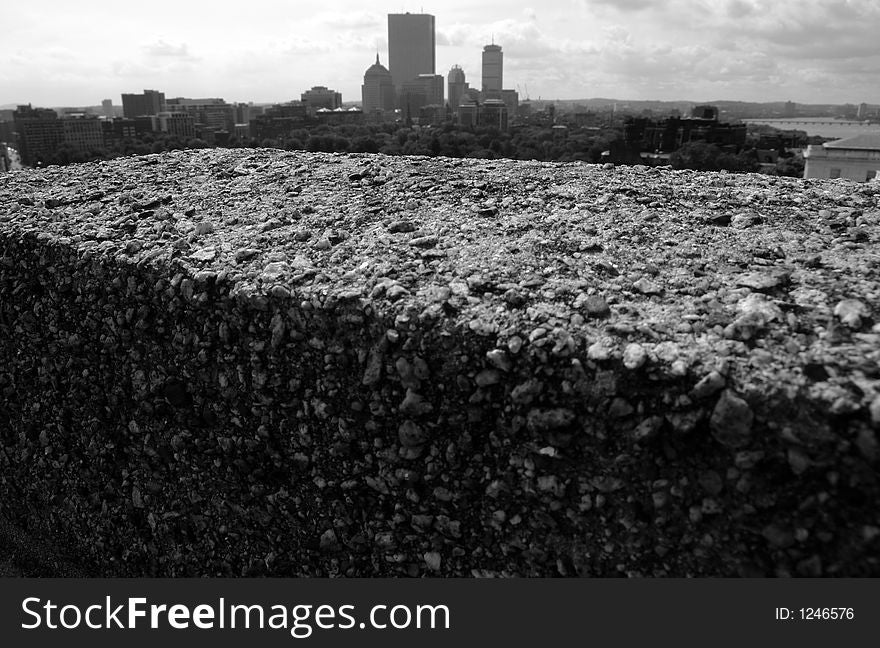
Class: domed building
362,54,396,116
447,64,469,115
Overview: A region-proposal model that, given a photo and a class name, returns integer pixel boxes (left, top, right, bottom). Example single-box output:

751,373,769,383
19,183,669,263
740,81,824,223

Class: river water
743,118,880,140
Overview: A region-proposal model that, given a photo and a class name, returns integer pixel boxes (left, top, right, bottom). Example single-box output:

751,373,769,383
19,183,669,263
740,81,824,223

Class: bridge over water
743,119,872,127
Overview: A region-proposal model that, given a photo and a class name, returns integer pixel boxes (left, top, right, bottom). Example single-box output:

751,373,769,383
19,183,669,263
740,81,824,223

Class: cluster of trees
670,142,761,173
251,122,622,164
31,119,804,178
669,141,804,177
36,132,211,167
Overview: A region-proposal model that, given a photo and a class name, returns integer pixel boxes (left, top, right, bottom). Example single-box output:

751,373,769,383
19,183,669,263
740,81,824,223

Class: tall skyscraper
447,65,468,112
482,44,503,100
388,13,435,99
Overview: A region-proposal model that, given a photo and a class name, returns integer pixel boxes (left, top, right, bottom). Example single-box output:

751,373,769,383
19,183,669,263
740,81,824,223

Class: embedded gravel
0,148,878,577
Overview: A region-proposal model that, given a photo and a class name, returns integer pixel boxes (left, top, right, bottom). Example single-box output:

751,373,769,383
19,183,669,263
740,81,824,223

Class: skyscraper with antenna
481,43,503,100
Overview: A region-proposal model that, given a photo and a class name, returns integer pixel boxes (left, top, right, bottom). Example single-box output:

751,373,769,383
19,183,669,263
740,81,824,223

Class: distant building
0,143,9,172
447,65,468,114
754,129,808,151
191,125,229,146
462,88,481,104
857,102,869,120
552,124,569,139
121,89,165,118
61,115,104,154
233,123,251,141
154,112,196,139
458,101,478,128
0,118,15,145
12,105,64,166
783,101,796,118
481,44,503,100
418,104,449,126
101,99,113,118
249,102,310,140
388,13,436,101
101,117,138,146
166,97,234,132
479,99,508,130
691,105,719,120
315,106,364,125
362,54,396,116
400,74,444,119
133,116,157,135
500,89,519,113
233,102,259,124
457,98,509,131
300,86,342,112
623,105,747,154
803,133,880,182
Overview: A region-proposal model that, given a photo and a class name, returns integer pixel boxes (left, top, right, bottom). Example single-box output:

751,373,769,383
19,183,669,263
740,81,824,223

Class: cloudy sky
2,0,877,108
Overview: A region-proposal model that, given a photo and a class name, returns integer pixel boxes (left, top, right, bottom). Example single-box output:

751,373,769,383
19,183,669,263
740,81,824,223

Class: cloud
313,10,383,30
439,18,558,57
724,0,754,19
582,0,655,11
142,40,199,61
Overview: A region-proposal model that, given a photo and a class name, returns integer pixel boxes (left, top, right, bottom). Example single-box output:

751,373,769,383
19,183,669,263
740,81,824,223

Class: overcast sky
2,0,878,108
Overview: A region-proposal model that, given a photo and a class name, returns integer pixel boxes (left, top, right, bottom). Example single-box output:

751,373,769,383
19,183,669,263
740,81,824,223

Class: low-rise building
456,98,509,131
133,116,157,135
166,98,234,132
803,133,880,181
315,106,364,125
301,86,342,112
624,105,747,154
155,112,196,140
479,99,508,130
101,117,138,146
249,102,310,140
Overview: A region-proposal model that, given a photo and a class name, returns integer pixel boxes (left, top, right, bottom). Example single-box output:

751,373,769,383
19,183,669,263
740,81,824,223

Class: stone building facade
803,134,880,182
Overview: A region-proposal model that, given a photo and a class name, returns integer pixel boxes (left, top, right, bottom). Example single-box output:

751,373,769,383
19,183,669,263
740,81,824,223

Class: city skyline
3,1,879,108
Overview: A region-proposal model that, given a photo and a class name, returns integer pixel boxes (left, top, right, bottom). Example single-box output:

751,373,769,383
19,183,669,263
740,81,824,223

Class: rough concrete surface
0,148,878,577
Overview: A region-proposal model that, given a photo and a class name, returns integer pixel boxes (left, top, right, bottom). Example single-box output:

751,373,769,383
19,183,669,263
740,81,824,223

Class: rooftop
824,133,880,150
